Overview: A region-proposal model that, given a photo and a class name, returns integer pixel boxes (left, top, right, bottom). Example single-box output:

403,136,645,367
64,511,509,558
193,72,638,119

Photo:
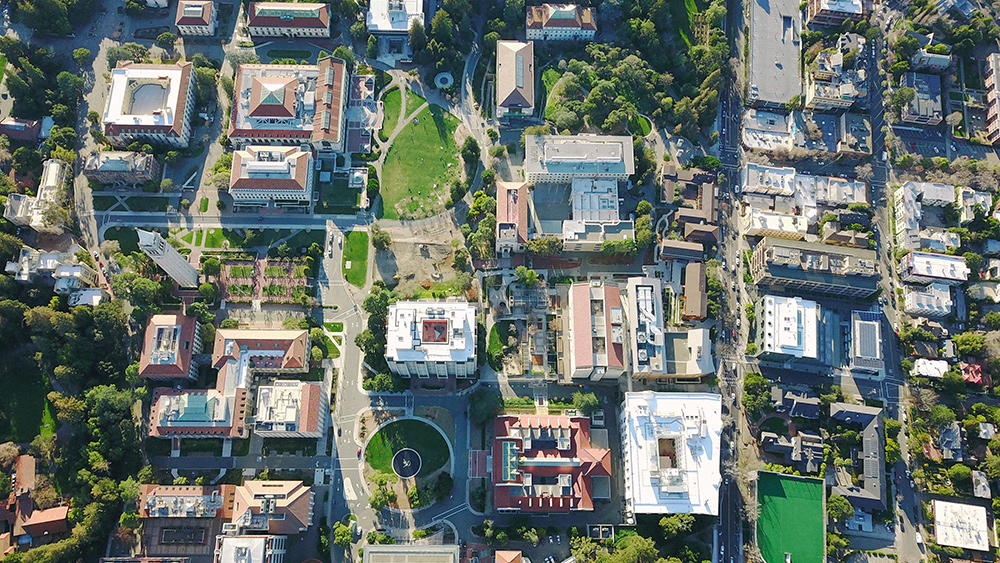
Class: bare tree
945,111,963,127
855,163,874,181
0,442,18,469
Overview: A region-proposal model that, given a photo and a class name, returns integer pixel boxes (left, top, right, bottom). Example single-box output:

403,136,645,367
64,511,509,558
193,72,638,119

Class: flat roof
103,62,191,132
934,500,989,551
367,0,424,33
525,135,635,178
621,392,722,516
851,311,883,367
364,545,460,563
385,301,476,364
761,295,818,358
903,251,970,283
903,72,942,121
748,0,802,106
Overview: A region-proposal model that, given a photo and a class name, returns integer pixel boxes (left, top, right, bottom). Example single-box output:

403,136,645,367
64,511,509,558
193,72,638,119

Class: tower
137,229,200,288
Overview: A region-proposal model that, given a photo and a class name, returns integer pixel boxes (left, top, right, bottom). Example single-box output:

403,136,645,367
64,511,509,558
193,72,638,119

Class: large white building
620,392,722,520
229,146,315,209
215,535,286,563
742,163,868,222
228,58,347,150
758,295,818,359
892,181,957,250
254,380,325,438
138,228,200,288
4,159,66,234
524,135,634,183
904,282,953,318
385,301,478,379
102,61,195,148
526,4,596,40
366,0,424,53
900,251,970,285
933,500,989,552
175,0,217,35
246,2,330,37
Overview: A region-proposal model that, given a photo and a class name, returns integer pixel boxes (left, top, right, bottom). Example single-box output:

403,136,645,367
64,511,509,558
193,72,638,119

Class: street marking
343,477,357,501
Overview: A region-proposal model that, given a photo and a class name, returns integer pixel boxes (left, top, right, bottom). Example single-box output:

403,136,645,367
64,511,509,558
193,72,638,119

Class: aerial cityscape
0,0,998,561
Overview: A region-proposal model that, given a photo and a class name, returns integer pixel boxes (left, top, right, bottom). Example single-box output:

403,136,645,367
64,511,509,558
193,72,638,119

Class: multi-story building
229,146,315,209
624,277,714,379
246,2,330,37
496,41,535,120
747,0,801,110
742,162,867,217
228,57,347,150
904,282,953,318
620,392,722,519
102,61,195,148
850,311,884,376
83,151,160,185
385,301,477,379
363,546,460,563
803,35,868,110
492,414,611,512
525,4,596,41
908,31,952,72
5,244,97,288
366,0,424,54
830,403,885,511
893,181,956,250
987,53,1000,145
138,314,203,381
756,295,819,359
231,480,314,535
901,72,943,125
148,329,310,439
806,0,863,26
138,228,200,287
524,135,634,183
958,186,991,224
495,181,528,256
564,281,624,381
561,178,634,252
175,0,217,35
900,251,970,285
741,207,808,239
4,159,66,234
215,536,287,563
254,380,326,438
681,262,707,320
749,237,879,298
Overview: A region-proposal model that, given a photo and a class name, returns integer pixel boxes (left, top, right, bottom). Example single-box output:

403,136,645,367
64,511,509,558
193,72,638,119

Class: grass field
266,49,312,60
365,419,449,477
199,198,209,212
194,230,204,246
342,231,369,287
380,87,402,138
404,87,427,116
325,322,344,332
103,227,142,254
204,228,238,248
180,231,194,244
284,229,324,252
630,115,652,136
0,55,7,88
317,177,361,214
380,104,461,220
0,353,50,443
92,195,118,211
757,472,824,563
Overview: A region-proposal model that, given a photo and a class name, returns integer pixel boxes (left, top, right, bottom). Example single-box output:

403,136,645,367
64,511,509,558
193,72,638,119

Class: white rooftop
913,358,949,378
217,535,274,563
905,282,953,317
525,135,635,178
904,252,970,283
570,177,620,222
621,392,722,517
761,295,818,358
255,379,312,426
902,181,956,205
385,301,477,364
367,0,424,33
742,109,793,150
933,500,989,551
742,207,808,236
104,64,186,128
817,0,863,14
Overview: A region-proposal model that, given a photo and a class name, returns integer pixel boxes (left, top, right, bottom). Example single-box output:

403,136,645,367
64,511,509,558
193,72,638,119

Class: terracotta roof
0,118,40,142
148,387,249,438
232,480,313,534
14,455,35,496
248,76,297,118
496,552,523,563
138,314,200,379
212,329,310,370
229,146,312,193
176,0,213,25
311,56,346,143
496,181,528,245
103,61,193,142
526,4,596,30
300,382,322,434
496,41,535,111
247,2,329,29
21,505,69,538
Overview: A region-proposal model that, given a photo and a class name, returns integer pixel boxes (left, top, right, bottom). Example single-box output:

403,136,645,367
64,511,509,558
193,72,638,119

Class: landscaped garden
342,230,369,288
380,105,461,220
316,176,361,214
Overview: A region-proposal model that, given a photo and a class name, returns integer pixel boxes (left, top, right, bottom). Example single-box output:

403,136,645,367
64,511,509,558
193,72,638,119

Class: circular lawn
364,419,449,478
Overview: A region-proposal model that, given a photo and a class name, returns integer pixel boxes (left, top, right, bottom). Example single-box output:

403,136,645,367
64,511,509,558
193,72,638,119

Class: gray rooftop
903,72,942,121
524,135,635,178
830,402,886,511
748,0,802,107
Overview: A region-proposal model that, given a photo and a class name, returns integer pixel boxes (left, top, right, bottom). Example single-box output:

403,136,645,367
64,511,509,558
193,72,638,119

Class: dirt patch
414,406,456,447
374,216,468,297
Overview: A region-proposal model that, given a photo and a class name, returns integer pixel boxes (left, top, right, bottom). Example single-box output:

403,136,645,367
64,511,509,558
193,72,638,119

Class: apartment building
384,301,478,379
4,159,66,234
750,237,879,298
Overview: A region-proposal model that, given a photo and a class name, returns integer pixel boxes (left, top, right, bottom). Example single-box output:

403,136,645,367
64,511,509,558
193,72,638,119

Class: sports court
757,472,824,563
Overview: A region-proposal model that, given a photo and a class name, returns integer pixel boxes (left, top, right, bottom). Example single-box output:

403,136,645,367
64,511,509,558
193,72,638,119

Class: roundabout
392,448,422,478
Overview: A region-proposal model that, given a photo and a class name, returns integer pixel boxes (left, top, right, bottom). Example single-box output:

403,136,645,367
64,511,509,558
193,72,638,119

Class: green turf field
757,472,825,563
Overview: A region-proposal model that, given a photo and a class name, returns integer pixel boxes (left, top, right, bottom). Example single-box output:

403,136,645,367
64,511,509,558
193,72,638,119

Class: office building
624,277,714,378
496,41,535,119
933,500,989,552
804,34,867,111
565,281,624,381
254,380,325,438
103,61,195,148
228,57,347,150
231,480,313,535
741,207,808,239
681,262,707,320
492,414,611,512
364,545,460,563
175,0,217,35
214,536,286,563
4,159,66,234
850,311,883,375
749,237,878,298
83,151,160,185
526,4,596,40
138,229,200,288
900,251,970,285
246,2,330,36
901,72,943,125
138,484,236,519
138,314,202,380
747,0,801,110
385,301,477,378
561,178,634,252
524,135,634,183
620,392,722,518
757,295,818,359
366,0,424,53
229,146,315,209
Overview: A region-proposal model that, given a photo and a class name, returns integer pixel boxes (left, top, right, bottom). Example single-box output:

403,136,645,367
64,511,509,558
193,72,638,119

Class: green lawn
180,231,194,244
364,419,449,478
380,105,461,220
103,227,142,254
229,265,255,277
380,87,402,138
317,177,362,214
342,231,369,288
204,228,238,248
125,196,170,212
670,0,703,46
263,438,317,456
759,416,788,436
266,49,313,60
0,55,7,89
199,197,209,212
630,115,652,136
404,87,427,116
92,195,118,211
0,353,51,443
284,229,325,252
181,438,223,456
757,472,825,563
325,322,344,332
194,230,204,246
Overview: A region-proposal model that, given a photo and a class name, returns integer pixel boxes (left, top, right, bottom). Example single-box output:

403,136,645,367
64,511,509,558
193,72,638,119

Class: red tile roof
138,314,200,379
233,480,313,534
311,56,346,143
247,2,329,29
14,455,35,496
496,181,528,246
20,506,69,538
176,0,213,25
526,4,597,30
104,61,193,142
229,146,312,193
300,383,322,434
0,118,40,142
